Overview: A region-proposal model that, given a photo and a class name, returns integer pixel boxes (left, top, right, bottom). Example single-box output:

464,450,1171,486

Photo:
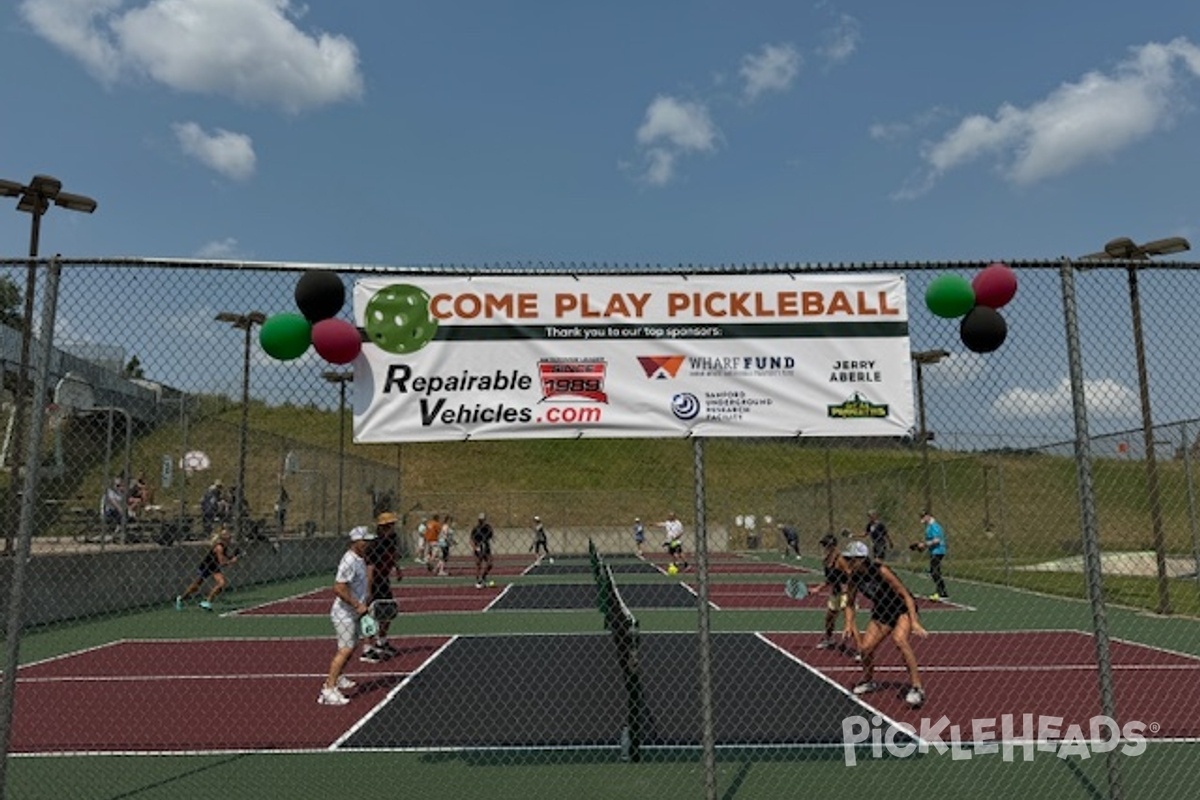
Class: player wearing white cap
530,515,550,562
841,539,928,708
319,525,375,706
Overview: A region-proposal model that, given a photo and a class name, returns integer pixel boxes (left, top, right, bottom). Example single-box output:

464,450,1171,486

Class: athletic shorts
330,605,359,650
871,598,908,629
666,541,682,554
826,592,852,613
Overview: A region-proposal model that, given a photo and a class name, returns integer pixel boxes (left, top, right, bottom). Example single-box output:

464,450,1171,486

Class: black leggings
929,554,947,596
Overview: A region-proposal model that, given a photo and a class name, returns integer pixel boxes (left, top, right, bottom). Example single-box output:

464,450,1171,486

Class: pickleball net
588,539,647,762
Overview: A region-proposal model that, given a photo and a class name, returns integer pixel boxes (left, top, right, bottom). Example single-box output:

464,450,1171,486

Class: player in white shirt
319,526,375,706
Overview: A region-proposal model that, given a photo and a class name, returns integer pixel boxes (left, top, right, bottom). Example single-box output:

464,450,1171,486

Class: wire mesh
0,257,1197,799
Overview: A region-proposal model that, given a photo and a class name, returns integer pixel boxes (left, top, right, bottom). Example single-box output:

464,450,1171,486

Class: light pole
1080,236,1191,616
912,349,950,514
216,311,266,539
322,370,353,536
0,175,96,555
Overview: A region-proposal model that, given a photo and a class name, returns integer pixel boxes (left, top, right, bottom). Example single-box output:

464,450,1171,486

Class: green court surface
7,552,1200,800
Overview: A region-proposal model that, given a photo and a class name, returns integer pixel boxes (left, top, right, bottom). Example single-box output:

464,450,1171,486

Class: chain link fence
0,257,1197,799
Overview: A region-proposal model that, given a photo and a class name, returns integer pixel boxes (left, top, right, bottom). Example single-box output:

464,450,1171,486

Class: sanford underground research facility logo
671,393,701,421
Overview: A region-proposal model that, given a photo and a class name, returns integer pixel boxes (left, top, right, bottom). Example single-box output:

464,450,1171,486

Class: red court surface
703,582,965,611
237,584,503,616
9,636,451,752
763,630,1200,740
11,630,1196,754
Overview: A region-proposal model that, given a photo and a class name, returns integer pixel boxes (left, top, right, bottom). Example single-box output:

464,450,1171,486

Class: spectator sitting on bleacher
200,480,225,536
102,478,128,526
128,473,149,518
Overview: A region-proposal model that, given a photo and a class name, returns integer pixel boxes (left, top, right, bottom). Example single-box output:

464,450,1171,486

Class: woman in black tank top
841,540,928,708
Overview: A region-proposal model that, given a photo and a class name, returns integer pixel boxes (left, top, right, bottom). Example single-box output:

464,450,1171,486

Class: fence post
693,437,717,800
0,256,63,797
1060,258,1123,800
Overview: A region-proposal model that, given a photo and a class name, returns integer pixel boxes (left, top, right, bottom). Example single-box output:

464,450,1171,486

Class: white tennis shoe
318,687,349,706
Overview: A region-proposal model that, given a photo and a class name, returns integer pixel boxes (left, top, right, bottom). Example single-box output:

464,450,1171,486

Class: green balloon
365,284,439,354
925,274,976,319
259,313,312,360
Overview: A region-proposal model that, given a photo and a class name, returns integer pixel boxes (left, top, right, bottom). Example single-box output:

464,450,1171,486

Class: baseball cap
349,526,376,541
533,515,540,521
376,512,399,526
479,512,487,520
842,540,870,559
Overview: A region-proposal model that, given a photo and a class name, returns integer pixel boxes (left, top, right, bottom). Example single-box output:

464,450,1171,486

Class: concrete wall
0,537,345,628
0,524,731,629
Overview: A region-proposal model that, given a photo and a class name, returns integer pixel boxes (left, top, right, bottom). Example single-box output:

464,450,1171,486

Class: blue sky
2,1,1200,446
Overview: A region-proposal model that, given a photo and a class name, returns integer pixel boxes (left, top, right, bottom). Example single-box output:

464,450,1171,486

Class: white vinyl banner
351,273,915,442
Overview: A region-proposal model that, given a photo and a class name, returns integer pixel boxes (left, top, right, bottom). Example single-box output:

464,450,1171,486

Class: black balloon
295,270,346,322
960,305,1007,353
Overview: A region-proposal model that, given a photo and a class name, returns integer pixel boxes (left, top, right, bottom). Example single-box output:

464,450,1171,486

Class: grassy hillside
24,401,1200,613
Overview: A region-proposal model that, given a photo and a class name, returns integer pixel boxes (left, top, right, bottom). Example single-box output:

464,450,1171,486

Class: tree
123,355,145,379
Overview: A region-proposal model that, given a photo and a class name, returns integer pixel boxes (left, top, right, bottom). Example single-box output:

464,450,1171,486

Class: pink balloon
312,318,362,364
972,263,1018,309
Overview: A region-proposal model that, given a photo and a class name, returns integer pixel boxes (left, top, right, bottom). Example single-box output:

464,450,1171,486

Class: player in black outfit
472,512,495,588
841,540,928,708
865,509,893,561
816,533,860,654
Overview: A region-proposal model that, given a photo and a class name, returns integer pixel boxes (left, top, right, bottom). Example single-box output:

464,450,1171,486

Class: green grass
25,401,1200,618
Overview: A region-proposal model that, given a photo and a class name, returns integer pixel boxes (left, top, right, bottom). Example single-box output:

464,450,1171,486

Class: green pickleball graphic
364,284,439,354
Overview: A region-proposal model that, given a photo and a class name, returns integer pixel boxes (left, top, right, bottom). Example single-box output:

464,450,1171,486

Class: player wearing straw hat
361,511,402,663
841,539,928,708
319,525,374,706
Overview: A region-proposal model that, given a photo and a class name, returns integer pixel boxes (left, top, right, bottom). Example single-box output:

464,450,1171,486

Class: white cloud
634,95,720,186
739,43,801,102
992,377,1140,418
195,237,242,259
173,122,256,180
817,14,860,66
20,0,363,112
901,38,1200,195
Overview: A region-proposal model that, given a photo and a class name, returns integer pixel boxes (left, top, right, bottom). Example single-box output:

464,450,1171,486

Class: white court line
331,635,459,749
755,632,930,750
16,670,411,684
813,663,1200,673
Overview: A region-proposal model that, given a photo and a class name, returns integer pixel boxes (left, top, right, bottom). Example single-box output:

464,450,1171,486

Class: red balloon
972,263,1018,309
312,318,362,364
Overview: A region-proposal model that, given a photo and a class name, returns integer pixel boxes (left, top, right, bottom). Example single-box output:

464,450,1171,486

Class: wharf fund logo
686,354,795,378
671,393,701,421
537,358,608,403
637,355,686,380
828,392,888,419
841,714,1150,767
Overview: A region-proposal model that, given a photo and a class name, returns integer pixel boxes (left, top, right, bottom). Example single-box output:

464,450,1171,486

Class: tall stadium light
0,175,96,555
322,370,354,536
1079,235,1192,615
216,311,266,540
912,349,950,514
